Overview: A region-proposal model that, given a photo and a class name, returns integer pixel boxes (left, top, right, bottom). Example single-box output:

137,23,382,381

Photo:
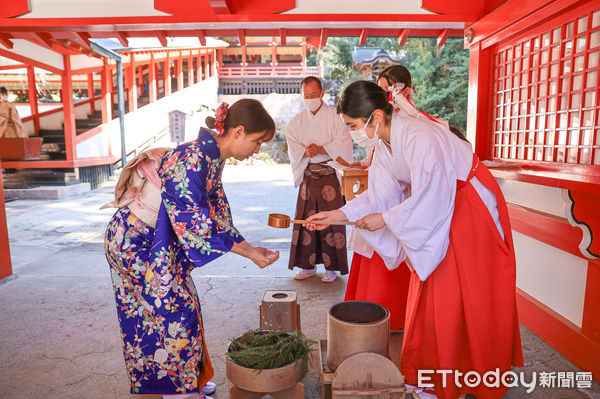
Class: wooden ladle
268,213,355,228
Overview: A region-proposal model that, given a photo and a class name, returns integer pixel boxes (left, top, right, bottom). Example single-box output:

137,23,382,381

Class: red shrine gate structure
0,0,598,383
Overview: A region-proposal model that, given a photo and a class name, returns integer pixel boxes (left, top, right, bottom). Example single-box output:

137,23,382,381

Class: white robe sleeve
341,145,408,271
285,119,310,188
382,125,458,281
322,112,354,164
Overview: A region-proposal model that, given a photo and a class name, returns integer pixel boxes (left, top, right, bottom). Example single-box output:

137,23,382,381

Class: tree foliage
313,37,470,132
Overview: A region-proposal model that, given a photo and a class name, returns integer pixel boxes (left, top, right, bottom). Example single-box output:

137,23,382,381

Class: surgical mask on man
350,112,379,149
0,95,8,102
303,97,322,112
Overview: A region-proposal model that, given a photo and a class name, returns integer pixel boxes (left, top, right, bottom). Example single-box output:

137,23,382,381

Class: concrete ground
1,165,599,399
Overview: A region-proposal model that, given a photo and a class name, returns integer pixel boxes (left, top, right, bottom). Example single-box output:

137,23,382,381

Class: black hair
0,87,7,94
377,65,412,88
449,125,469,142
300,76,323,91
205,99,276,141
337,81,393,121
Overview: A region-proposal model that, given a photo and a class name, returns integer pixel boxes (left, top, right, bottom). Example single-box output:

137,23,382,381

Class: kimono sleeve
156,148,240,268
285,118,309,187
323,111,354,163
382,124,458,281
208,180,245,244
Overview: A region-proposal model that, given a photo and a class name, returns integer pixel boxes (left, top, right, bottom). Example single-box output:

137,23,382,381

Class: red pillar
62,55,77,161
196,55,202,82
271,44,277,67
164,54,171,96
0,162,13,280
203,53,209,79
101,61,112,124
218,48,223,69
212,49,217,77
466,41,492,158
128,53,137,112
241,45,247,67
26,66,39,135
301,44,307,67
137,64,144,99
87,72,95,114
177,52,184,91
187,55,193,87
149,53,157,103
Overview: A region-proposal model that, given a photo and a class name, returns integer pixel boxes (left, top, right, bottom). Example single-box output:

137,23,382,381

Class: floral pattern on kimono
105,128,243,394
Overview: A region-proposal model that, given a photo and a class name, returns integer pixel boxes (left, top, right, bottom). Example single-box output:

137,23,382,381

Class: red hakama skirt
400,156,524,399
345,252,411,330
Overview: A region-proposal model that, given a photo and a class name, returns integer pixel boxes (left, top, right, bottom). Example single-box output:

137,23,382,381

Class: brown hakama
288,163,348,274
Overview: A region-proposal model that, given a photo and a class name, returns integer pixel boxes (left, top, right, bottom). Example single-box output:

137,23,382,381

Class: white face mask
303,97,322,112
350,113,379,149
0,95,8,102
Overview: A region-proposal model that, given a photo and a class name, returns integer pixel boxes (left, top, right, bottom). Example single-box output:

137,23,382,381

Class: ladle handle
290,220,355,226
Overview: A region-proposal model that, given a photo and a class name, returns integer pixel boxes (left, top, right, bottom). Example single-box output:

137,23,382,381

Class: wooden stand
319,331,413,399
229,382,304,398
259,290,301,331
339,169,368,201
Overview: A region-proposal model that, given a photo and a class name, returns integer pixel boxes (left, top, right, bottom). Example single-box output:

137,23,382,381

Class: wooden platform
319,331,417,399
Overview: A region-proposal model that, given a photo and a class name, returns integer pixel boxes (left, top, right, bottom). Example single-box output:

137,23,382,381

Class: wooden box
340,169,368,201
260,290,301,331
0,137,43,161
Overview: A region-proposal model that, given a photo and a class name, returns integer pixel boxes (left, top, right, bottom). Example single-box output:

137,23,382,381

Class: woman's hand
250,247,280,269
305,210,347,231
355,213,385,231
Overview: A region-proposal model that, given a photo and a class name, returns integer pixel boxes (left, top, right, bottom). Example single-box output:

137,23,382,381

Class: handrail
21,95,102,123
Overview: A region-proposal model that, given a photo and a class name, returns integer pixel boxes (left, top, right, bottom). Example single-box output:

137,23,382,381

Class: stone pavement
1,165,599,399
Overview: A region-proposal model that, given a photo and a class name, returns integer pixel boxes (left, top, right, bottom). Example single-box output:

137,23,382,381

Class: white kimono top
341,113,504,281
286,104,354,187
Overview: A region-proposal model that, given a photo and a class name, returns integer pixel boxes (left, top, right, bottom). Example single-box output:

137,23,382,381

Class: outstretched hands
305,210,347,231
232,241,279,269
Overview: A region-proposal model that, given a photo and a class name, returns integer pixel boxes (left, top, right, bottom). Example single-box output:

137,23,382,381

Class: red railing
218,65,322,78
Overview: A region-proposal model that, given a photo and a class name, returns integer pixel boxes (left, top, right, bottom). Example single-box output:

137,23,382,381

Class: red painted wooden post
212,49,217,76
128,53,137,112
206,51,211,78
196,54,202,82
177,52,183,91
187,55,193,86
137,63,144,99
62,55,77,161
26,66,39,135
301,44,307,67
271,44,277,66
164,53,171,96
101,61,112,124
87,72,95,114
149,52,157,103
241,45,247,67
466,41,491,158
0,162,12,280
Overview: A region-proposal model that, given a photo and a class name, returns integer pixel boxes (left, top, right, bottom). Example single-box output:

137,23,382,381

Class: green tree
314,36,470,132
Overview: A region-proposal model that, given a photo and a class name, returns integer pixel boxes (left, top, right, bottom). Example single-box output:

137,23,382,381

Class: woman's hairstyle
337,80,393,121
205,99,275,140
378,65,412,88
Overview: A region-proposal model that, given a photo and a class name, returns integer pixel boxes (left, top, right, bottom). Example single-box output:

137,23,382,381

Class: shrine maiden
308,81,523,399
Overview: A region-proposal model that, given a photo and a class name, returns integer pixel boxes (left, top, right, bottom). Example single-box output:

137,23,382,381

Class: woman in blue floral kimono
104,100,279,397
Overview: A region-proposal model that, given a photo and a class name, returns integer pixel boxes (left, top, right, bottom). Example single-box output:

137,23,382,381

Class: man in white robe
285,76,354,282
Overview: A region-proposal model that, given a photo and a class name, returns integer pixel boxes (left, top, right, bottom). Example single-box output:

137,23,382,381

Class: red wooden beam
398,29,409,46
0,160,13,281
437,28,449,47
0,33,14,49
237,29,246,46
74,31,91,49
359,28,368,46
0,48,63,74
208,0,232,14
27,66,40,135
116,32,129,47
319,28,328,49
36,32,56,48
157,30,168,47
195,29,207,46
0,0,30,18
279,28,286,46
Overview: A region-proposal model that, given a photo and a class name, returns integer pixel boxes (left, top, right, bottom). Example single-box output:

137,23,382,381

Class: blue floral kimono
105,129,244,394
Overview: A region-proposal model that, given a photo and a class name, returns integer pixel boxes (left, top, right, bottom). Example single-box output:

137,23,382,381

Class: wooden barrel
327,301,390,371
